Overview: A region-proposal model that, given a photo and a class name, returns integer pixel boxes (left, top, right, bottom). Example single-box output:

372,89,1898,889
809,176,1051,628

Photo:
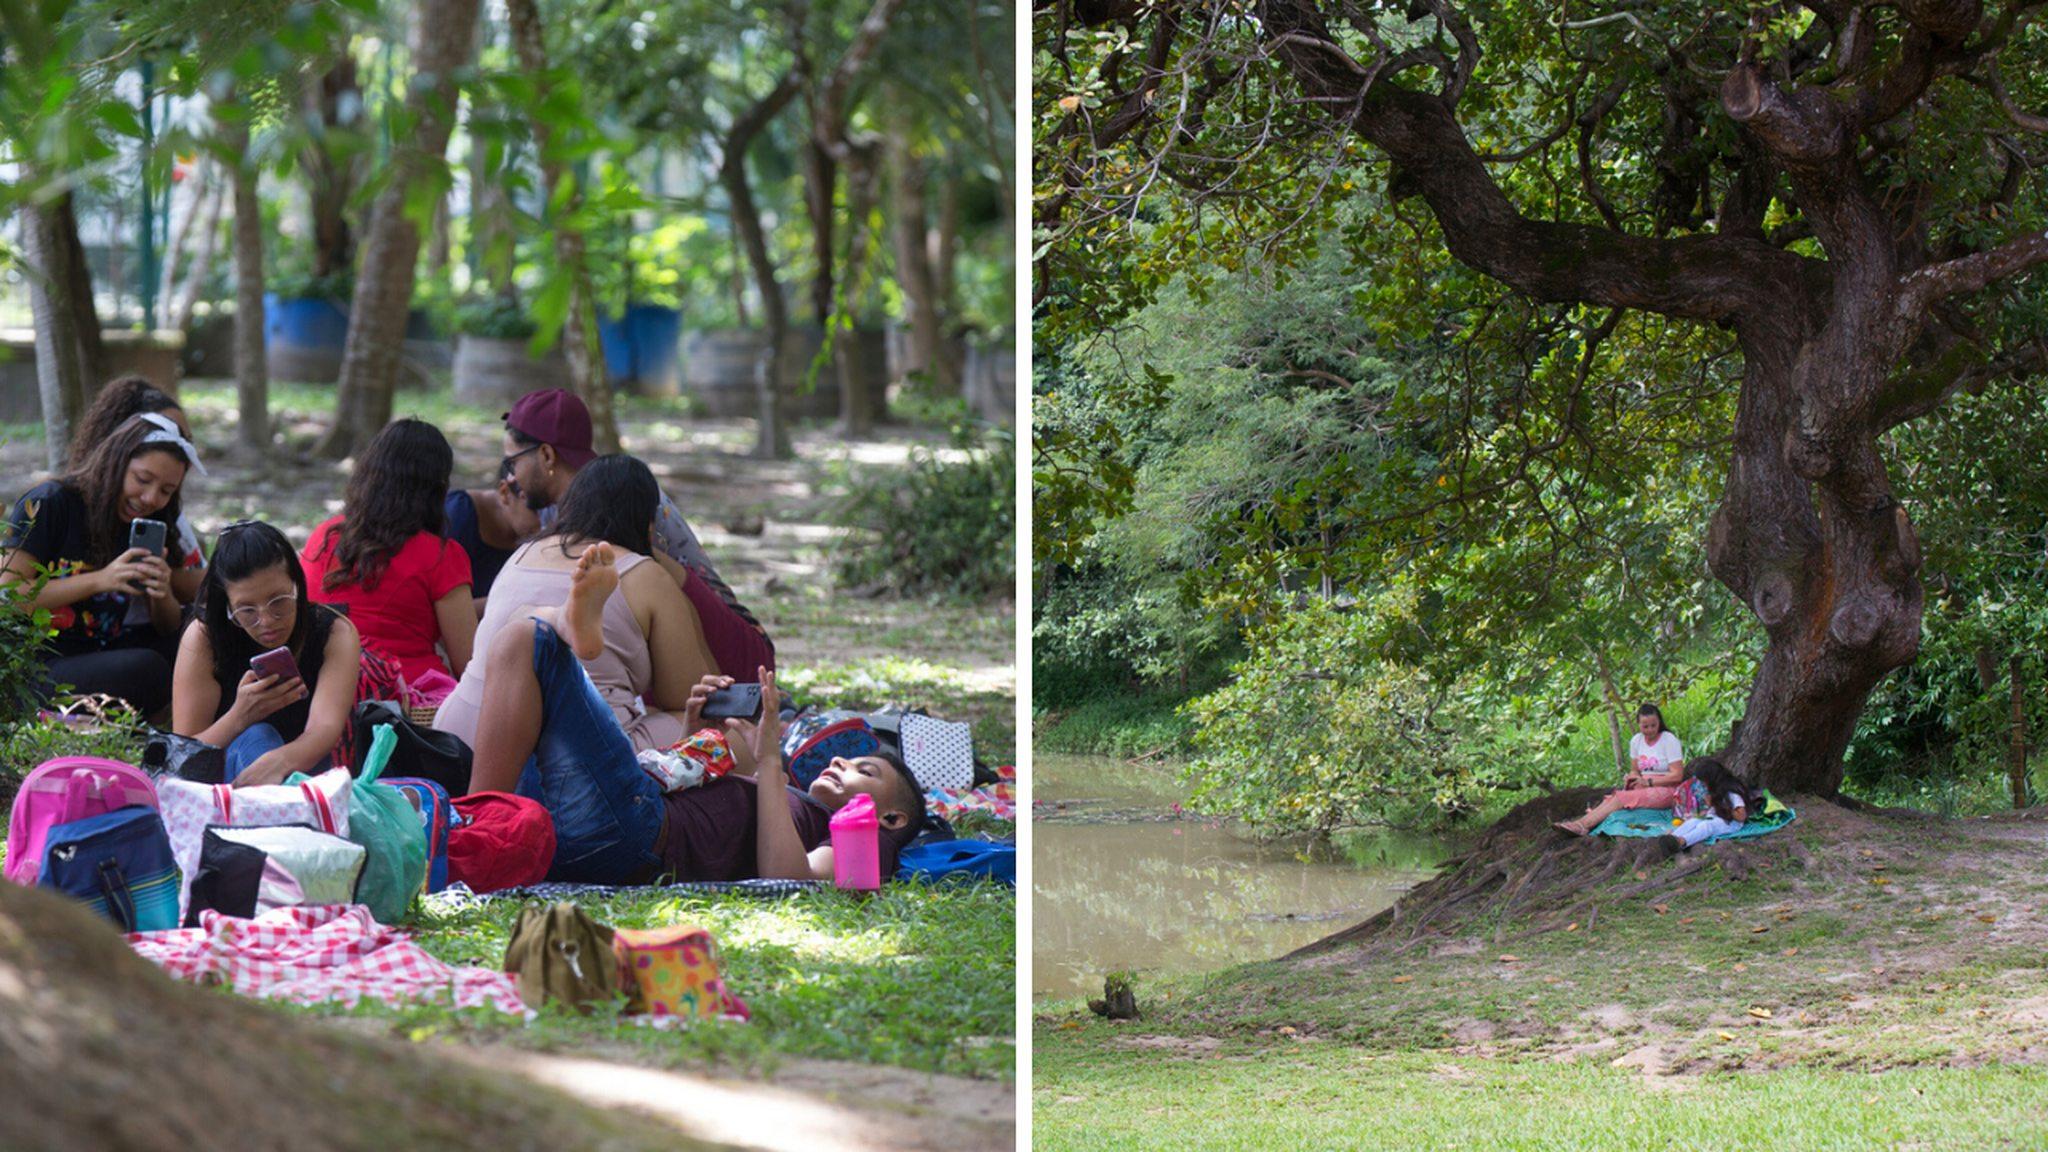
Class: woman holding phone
67,375,210,605
172,521,361,786
1,413,196,718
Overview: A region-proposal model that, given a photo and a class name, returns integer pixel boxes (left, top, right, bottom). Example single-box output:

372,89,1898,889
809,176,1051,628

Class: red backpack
446,791,555,892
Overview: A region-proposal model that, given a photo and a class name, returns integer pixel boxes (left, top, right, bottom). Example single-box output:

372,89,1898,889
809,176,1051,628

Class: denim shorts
516,619,663,883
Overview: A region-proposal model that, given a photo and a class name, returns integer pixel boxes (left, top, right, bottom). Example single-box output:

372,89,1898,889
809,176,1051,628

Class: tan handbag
503,901,618,1013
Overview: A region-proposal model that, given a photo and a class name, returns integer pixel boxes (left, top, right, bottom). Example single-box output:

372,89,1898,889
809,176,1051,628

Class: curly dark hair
69,377,183,470
1687,757,1760,823
58,414,190,567
543,454,657,557
319,418,454,592
199,521,314,675
872,746,929,855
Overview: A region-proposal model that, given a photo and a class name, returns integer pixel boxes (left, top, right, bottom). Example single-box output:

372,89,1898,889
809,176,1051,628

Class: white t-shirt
1628,730,1684,778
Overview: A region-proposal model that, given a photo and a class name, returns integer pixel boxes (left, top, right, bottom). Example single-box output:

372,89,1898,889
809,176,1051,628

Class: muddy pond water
1033,753,1458,1001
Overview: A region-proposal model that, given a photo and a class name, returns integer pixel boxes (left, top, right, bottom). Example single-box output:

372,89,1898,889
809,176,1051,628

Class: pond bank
1036,797,2048,1149
1033,753,1451,1001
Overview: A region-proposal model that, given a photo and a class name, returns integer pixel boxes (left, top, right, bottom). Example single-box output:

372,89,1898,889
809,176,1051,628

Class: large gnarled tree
1040,0,2048,796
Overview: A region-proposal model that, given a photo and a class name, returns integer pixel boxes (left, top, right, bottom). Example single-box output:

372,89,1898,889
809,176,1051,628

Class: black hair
1686,757,1757,822
544,454,657,557
1637,703,1666,736
198,521,312,675
70,376,181,469
320,418,453,592
872,745,928,854
57,414,190,566
507,425,542,450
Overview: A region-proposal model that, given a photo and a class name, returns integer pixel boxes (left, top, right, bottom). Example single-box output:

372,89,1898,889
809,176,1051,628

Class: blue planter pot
263,293,349,383
597,304,682,396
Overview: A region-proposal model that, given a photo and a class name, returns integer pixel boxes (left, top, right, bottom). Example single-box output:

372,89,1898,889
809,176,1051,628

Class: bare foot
560,543,617,661
1554,819,1589,837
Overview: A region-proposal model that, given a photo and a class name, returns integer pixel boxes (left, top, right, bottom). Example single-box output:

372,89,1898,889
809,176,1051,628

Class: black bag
348,699,472,795
140,729,228,785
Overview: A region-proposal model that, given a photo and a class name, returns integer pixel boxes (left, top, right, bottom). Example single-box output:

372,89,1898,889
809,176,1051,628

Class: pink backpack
5,756,160,886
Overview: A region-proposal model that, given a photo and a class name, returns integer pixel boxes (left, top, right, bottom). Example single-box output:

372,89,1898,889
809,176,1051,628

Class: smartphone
128,518,168,558
701,682,763,723
249,646,302,684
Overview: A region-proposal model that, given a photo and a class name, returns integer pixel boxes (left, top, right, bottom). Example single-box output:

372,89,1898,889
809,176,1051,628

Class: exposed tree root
1286,788,1844,963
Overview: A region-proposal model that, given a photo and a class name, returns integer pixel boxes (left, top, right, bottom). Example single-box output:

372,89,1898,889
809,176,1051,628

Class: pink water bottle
830,794,881,890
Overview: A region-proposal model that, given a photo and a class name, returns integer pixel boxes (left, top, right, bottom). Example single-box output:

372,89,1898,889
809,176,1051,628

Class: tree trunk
1706,320,1926,795
305,56,361,279
172,172,226,334
720,70,804,460
837,144,881,435
56,194,105,384
158,165,207,319
21,199,85,469
1593,646,1627,778
933,174,958,315
228,103,270,455
504,0,618,454
803,138,838,328
887,115,952,396
2009,654,2028,809
321,0,481,459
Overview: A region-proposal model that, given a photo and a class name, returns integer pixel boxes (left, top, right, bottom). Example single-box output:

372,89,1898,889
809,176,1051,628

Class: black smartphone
701,682,763,723
249,646,302,684
128,518,168,558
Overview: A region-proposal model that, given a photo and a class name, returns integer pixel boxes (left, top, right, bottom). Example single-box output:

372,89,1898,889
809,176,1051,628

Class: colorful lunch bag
610,924,749,1021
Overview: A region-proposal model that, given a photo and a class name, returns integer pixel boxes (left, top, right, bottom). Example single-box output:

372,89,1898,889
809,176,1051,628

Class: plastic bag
296,724,425,924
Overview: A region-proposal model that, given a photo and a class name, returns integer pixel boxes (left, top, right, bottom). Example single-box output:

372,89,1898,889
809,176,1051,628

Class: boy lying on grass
446,477,925,884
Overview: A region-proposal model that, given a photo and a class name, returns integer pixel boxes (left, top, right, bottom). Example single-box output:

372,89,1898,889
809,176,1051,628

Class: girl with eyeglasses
2,413,197,719
171,521,362,786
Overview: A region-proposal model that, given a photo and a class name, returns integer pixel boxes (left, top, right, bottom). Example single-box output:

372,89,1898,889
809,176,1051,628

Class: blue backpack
39,806,181,932
385,776,455,893
896,839,1014,887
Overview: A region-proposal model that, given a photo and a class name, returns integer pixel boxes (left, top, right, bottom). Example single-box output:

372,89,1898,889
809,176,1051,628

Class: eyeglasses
501,444,543,472
227,592,297,629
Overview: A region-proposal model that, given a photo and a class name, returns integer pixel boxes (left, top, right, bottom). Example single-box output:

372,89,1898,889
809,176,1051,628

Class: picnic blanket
127,903,526,1016
1592,793,1797,843
423,878,826,912
927,763,1015,823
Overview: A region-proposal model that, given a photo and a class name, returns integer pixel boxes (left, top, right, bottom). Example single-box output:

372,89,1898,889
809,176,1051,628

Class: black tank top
209,604,340,743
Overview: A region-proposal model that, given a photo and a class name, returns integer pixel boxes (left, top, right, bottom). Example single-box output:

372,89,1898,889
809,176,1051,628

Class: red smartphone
249,646,301,684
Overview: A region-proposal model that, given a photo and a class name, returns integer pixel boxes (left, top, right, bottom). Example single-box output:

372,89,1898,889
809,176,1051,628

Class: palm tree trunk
321,0,481,459
504,0,618,453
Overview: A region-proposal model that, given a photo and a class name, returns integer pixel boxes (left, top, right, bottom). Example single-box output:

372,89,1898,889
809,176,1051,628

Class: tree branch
1898,228,2048,314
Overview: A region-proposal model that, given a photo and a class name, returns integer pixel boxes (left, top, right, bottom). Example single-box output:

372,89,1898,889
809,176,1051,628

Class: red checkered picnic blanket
127,904,526,1017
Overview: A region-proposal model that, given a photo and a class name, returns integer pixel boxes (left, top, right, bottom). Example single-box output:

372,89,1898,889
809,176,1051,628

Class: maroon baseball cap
503,389,596,469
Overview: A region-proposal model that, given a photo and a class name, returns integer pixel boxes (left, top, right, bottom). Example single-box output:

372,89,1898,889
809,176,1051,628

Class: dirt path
440,1042,1015,1152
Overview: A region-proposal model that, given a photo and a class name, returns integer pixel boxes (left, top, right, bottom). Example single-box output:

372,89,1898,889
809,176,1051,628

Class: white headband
137,411,206,476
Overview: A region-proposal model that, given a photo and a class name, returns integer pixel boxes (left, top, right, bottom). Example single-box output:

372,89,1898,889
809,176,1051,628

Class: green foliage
266,268,355,303
0,576,56,726
1182,602,1489,835
835,426,1015,601
451,296,537,339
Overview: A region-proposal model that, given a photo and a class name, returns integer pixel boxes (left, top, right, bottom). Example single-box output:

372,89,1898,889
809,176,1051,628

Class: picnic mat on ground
127,903,526,1016
1592,793,1797,843
423,879,826,911
926,763,1015,823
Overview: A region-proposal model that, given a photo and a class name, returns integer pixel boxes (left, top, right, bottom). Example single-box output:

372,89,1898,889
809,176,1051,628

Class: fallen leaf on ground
1679,917,1695,925
1391,975,1414,984
1566,922,1580,932
1748,1007,1774,1019
1718,1031,1736,1041
1782,947,1799,957
1498,955,1520,964
1978,915,1998,924
1653,904,1670,915
1751,925,1770,934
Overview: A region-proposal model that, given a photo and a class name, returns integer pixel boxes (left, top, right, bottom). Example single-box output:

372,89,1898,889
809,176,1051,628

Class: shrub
453,297,538,339
834,426,1014,601
1182,601,1489,835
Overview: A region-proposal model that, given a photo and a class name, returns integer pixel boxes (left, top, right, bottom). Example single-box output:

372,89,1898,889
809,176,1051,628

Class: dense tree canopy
1036,0,2048,799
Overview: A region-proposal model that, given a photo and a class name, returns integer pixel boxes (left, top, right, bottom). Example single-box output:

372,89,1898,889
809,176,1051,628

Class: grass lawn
1035,799,2048,1148
1,380,1018,1087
